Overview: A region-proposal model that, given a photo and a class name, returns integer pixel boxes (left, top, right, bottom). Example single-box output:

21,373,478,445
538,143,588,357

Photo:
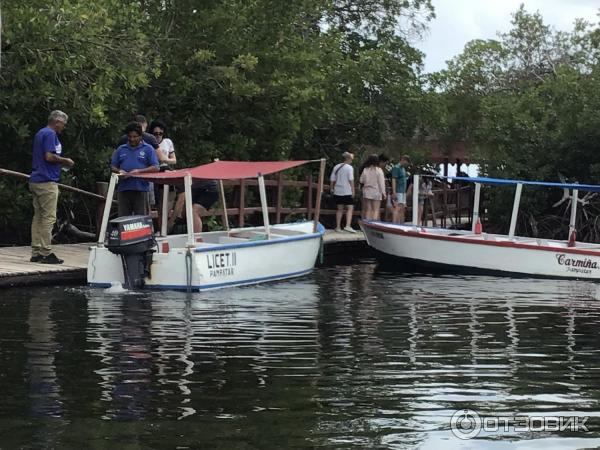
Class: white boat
88,160,326,291
361,175,600,280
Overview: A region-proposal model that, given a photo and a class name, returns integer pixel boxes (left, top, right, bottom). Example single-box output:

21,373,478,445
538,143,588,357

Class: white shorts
395,193,406,205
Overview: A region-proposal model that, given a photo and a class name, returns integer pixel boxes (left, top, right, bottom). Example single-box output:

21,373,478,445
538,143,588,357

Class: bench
218,236,249,244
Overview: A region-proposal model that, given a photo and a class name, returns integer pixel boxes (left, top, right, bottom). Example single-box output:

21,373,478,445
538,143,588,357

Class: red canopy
136,160,310,184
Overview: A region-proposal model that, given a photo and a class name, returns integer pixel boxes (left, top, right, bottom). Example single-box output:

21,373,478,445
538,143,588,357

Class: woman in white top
149,120,176,226
359,154,386,221
149,120,176,166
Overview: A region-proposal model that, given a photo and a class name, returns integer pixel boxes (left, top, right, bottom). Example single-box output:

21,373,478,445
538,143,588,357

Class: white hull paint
361,221,600,280
88,222,323,291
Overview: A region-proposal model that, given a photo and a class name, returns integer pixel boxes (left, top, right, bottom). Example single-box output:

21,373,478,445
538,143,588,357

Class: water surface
1,260,600,448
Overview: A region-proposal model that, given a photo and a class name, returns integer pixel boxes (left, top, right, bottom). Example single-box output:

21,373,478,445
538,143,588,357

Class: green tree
427,6,600,238
1,0,433,240
0,0,159,235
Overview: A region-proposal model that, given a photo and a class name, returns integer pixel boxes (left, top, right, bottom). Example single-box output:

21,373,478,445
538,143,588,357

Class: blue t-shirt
391,164,407,193
111,142,159,192
30,127,62,183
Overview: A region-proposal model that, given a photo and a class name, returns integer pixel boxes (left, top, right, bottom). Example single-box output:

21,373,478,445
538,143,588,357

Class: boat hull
88,222,323,291
361,221,600,280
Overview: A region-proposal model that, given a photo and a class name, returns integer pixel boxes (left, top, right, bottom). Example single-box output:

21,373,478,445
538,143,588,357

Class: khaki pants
30,182,59,257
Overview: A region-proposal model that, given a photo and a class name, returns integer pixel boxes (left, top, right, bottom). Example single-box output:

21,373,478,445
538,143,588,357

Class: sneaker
40,253,64,265
30,255,43,263
343,226,357,234
334,228,342,233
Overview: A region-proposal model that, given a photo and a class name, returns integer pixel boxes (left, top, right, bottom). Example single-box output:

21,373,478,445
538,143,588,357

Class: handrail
1,166,472,229
0,167,109,201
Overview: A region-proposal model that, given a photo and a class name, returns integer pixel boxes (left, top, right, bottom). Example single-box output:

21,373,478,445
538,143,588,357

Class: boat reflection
84,279,321,421
5,267,600,448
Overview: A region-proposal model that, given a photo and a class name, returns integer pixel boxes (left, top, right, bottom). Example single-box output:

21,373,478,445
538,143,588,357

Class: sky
417,0,600,73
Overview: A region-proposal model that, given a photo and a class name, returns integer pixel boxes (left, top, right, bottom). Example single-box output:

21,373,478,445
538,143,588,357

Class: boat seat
249,233,268,241
218,236,249,244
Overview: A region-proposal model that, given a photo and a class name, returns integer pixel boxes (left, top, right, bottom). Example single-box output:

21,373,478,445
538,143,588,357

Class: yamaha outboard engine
105,215,155,289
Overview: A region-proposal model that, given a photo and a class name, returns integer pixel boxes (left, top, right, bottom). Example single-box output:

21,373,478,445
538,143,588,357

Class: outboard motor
105,215,155,289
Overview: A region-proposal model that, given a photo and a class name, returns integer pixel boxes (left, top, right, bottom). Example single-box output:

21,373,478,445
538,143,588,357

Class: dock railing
194,175,473,229
421,182,474,228
2,167,473,233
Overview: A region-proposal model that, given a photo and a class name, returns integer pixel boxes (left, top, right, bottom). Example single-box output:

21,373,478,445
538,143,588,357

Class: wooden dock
0,243,91,287
0,230,366,287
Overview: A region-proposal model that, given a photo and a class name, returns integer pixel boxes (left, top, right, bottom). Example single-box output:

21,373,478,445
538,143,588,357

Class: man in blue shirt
111,121,160,216
391,154,410,223
29,110,75,264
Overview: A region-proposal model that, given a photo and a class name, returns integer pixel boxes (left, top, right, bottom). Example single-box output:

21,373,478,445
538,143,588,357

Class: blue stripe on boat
89,268,313,291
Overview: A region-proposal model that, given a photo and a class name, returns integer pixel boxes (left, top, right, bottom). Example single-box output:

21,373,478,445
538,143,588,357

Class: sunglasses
153,131,164,136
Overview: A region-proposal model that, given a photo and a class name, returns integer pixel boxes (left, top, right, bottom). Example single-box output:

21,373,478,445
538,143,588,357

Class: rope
185,248,192,292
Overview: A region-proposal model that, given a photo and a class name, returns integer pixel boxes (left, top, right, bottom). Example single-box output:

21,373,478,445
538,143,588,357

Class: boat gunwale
88,223,325,253
191,228,324,253
362,221,600,257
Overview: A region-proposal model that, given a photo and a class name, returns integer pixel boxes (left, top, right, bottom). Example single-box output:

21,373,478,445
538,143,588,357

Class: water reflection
1,266,600,448
26,294,61,417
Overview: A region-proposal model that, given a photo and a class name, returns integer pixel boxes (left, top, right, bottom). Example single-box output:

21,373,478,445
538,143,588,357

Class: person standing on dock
111,122,160,216
378,153,392,221
116,115,161,207
149,119,177,225
391,154,410,223
359,154,386,221
148,120,176,166
29,110,75,264
330,151,356,233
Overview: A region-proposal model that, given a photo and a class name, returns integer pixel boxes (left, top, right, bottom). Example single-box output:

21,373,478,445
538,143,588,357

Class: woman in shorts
359,154,386,221
330,151,356,233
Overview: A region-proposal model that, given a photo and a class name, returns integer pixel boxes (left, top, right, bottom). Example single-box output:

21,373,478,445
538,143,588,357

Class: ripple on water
0,267,599,448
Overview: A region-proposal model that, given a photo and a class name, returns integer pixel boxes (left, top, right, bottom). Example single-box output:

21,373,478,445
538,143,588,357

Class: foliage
428,6,600,239
0,0,159,238
1,0,433,240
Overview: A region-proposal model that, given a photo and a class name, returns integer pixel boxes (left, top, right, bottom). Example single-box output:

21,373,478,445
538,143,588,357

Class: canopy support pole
219,180,229,230
161,184,169,236
258,174,271,239
508,183,523,238
569,189,578,239
97,173,118,246
412,174,419,227
313,158,326,233
184,173,194,246
471,182,481,232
